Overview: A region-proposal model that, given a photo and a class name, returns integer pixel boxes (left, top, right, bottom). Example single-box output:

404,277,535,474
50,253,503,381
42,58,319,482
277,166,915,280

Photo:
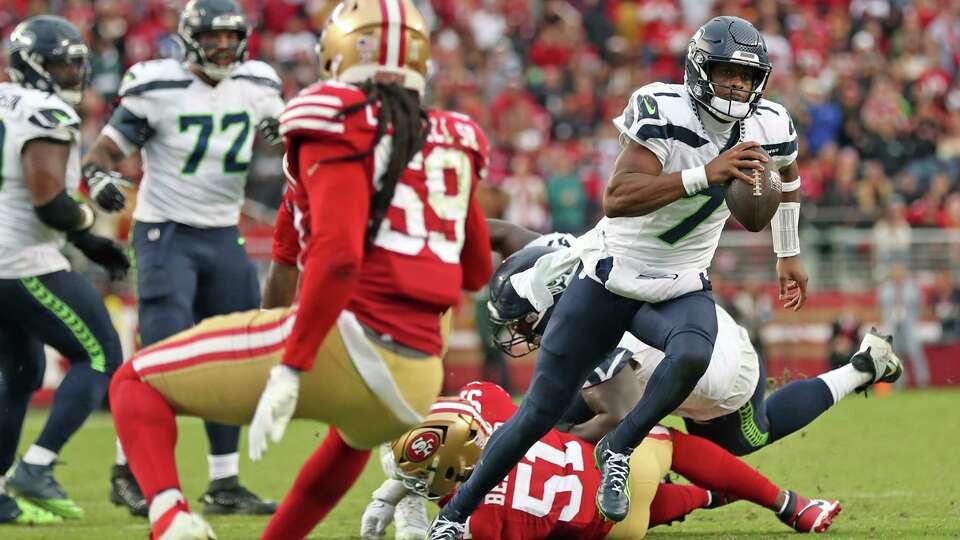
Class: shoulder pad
18,90,80,129
428,110,489,157
279,82,369,140
615,83,707,152
119,59,192,98
230,60,282,92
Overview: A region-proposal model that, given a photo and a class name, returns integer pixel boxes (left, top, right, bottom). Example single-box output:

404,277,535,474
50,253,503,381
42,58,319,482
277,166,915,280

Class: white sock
116,438,128,466
817,364,872,403
149,488,185,525
22,445,57,466
207,453,239,481
0,476,6,494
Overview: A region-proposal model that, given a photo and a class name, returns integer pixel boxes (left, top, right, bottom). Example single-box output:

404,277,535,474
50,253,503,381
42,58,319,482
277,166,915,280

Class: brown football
724,148,782,232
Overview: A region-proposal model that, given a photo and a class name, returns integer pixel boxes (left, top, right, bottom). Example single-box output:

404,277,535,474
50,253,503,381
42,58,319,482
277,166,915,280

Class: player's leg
606,428,674,540
597,291,717,521
0,321,61,526
109,362,214,539
668,429,841,533
112,221,197,516
192,225,274,514
435,272,641,530
5,271,122,519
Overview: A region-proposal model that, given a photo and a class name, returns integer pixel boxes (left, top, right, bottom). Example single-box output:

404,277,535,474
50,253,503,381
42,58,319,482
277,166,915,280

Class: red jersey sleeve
460,196,491,291
271,189,300,266
280,139,370,371
458,381,516,425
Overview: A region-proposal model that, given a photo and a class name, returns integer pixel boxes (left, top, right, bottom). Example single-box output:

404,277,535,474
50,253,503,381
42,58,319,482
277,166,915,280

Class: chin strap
772,202,800,258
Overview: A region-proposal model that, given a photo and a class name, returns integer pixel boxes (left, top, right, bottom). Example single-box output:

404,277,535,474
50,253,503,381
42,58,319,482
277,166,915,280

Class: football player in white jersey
81,0,283,517
428,16,812,538
0,16,129,526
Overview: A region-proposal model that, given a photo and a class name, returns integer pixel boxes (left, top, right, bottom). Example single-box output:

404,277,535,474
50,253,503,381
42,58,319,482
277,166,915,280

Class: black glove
257,117,282,146
67,230,131,281
83,163,132,212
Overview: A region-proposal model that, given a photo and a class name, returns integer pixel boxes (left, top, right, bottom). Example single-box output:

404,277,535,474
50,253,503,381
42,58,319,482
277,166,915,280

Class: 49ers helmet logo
406,431,440,462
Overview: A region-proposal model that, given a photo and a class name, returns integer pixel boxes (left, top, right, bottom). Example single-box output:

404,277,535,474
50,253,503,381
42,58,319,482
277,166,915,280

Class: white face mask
56,88,83,105
708,95,752,121
200,61,236,81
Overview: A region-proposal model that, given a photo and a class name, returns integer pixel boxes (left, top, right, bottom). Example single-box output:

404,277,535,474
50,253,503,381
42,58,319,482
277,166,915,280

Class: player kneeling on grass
108,0,494,538
361,382,841,540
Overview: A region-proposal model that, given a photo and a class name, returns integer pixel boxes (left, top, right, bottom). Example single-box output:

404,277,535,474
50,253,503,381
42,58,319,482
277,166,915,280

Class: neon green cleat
0,494,63,525
7,461,84,519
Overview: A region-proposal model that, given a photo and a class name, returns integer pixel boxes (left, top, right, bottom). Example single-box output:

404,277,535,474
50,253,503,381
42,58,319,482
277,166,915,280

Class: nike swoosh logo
643,96,657,115
635,273,679,280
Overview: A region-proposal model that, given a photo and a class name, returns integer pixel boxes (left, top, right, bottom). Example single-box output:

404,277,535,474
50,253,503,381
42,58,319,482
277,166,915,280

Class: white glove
360,499,396,540
249,364,300,461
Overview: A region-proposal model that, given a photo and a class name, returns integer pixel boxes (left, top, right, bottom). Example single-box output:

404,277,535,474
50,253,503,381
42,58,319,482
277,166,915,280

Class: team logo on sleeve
406,432,441,462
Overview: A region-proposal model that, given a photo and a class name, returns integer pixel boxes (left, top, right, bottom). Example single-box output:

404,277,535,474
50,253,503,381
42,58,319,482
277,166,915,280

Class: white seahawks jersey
104,59,284,227
524,232,576,249
603,82,798,272
0,83,82,278
628,305,760,421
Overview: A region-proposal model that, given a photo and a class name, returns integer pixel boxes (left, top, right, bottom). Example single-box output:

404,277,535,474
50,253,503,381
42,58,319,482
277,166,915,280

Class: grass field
8,388,960,539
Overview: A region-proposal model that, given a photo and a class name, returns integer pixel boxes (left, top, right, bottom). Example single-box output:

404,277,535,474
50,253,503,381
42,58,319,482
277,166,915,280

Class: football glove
82,164,133,212
67,230,130,281
360,499,395,540
257,117,282,146
249,364,300,461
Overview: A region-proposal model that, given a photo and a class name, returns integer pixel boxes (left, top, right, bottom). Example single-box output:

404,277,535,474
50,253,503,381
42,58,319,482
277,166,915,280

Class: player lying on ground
360,381,841,540
108,0,493,538
486,220,903,453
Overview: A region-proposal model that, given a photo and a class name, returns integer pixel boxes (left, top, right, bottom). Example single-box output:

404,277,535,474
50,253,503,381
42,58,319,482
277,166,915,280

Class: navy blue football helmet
6,16,89,105
488,245,565,357
178,0,249,80
684,16,771,121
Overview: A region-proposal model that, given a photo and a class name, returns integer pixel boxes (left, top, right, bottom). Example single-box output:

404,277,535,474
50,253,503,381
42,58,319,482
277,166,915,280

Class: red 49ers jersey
278,81,491,355
452,382,613,540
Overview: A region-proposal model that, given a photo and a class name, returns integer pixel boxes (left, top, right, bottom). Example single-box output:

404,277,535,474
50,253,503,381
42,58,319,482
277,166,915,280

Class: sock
22,445,57,466
669,430,780,509
261,429,370,540
0,476,7,493
35,364,110,454
648,483,711,527
109,364,181,502
115,438,127,466
764,378,836,443
207,453,239,481
817,364,872,403
149,488,189,533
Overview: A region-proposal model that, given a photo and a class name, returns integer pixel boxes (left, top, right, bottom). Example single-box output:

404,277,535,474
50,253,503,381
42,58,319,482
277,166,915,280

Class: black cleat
109,464,148,517
200,476,276,515
851,328,903,393
593,434,632,522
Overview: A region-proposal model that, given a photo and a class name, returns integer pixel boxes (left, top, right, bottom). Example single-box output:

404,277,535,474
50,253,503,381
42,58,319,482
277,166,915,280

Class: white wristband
781,175,801,193
772,202,800,257
681,166,709,196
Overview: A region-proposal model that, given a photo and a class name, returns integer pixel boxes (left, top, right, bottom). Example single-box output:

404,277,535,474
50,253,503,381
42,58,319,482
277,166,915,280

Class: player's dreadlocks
327,81,428,245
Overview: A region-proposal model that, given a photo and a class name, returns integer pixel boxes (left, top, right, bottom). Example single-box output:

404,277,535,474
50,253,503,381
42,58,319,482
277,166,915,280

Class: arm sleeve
762,113,799,170
272,192,301,266
460,194,492,292
102,105,154,156
280,140,370,371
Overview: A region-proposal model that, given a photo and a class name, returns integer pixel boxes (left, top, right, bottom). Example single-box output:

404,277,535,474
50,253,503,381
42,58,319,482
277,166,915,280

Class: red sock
669,430,780,509
261,429,370,540
649,483,711,527
109,363,181,503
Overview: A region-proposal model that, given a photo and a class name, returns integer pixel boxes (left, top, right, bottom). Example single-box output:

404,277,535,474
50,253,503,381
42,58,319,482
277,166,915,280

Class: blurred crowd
4,0,960,234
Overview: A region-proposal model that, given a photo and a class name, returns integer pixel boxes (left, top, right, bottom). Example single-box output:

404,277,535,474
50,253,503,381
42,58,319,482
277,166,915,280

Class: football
724,147,782,232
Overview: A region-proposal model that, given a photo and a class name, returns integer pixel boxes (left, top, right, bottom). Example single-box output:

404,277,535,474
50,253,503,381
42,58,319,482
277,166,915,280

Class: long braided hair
326,81,428,245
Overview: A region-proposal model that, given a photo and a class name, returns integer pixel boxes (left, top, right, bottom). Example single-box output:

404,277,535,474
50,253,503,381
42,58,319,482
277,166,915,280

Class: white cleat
852,328,903,391
395,493,429,540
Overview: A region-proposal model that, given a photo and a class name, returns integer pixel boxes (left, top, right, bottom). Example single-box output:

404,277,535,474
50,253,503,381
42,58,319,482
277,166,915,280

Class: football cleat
423,515,466,540
594,434,632,522
151,504,217,540
777,490,842,533
109,464,148,517
0,494,62,525
200,476,276,515
395,493,430,540
6,461,83,519
851,328,903,392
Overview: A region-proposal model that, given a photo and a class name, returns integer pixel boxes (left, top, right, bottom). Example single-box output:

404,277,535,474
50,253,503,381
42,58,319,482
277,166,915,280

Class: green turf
6,388,960,539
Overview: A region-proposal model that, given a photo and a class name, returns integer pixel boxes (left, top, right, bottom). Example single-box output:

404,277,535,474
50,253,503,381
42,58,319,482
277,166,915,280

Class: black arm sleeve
107,105,154,147
34,190,94,232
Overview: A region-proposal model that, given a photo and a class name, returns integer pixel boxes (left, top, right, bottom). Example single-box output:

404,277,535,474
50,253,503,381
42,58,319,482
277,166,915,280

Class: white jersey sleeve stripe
287,95,343,108
279,118,346,135
279,105,338,123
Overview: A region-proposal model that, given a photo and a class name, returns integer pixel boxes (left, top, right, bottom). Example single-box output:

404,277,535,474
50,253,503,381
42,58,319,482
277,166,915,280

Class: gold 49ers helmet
317,0,430,93
391,403,488,500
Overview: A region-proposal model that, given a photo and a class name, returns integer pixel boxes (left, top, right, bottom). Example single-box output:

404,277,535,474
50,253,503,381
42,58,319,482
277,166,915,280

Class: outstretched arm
773,160,808,311
566,366,642,443
486,218,541,257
